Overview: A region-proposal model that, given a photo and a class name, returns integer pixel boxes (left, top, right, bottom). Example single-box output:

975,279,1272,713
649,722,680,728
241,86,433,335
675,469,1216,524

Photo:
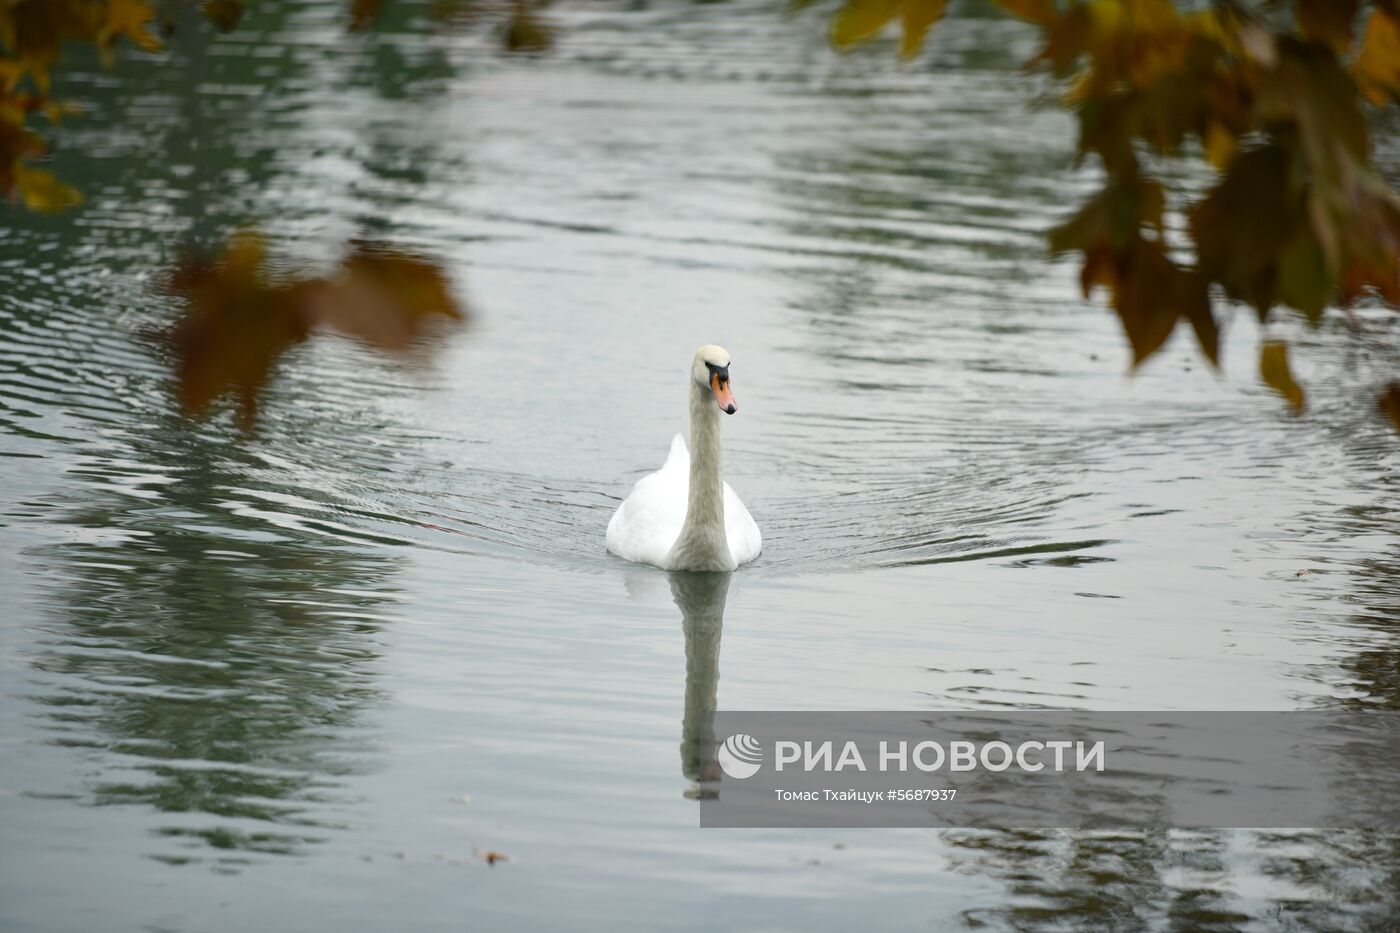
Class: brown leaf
1380,382,1400,434
994,0,1054,25
1050,178,1165,256
1203,121,1235,170
1112,239,1197,367
1259,341,1305,413
309,246,466,350
899,0,948,59
1255,42,1368,170
348,0,385,32
831,0,900,47
14,164,81,212
1191,145,1299,318
476,850,509,865
1276,224,1332,323
166,234,465,431
97,0,162,57
1295,0,1360,52
503,5,553,53
201,0,246,32
1179,268,1218,367
1354,10,1400,104
167,235,310,431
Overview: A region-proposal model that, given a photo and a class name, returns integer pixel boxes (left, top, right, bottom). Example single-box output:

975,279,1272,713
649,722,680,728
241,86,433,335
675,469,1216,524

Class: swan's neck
669,381,730,570
685,381,725,533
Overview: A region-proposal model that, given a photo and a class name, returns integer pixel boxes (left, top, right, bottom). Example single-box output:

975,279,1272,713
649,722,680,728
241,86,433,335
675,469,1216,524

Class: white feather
606,434,762,570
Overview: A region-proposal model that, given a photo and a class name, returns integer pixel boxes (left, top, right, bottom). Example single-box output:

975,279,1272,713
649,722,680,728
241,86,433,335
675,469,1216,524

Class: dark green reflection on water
27,413,399,859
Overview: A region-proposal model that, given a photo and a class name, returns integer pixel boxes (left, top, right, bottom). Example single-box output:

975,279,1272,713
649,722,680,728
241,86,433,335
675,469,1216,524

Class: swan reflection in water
669,571,730,798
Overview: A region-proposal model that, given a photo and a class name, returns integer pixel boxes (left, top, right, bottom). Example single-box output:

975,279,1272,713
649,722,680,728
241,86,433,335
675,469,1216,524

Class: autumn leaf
1354,10,1400,105
994,0,1054,25
166,234,466,431
1295,0,1360,52
96,0,162,61
1191,145,1299,318
1050,175,1215,368
1380,382,1400,434
1203,121,1236,170
831,0,900,48
1260,341,1305,413
1275,225,1332,324
308,245,466,350
348,0,385,32
201,0,246,32
0,60,25,94
13,164,81,212
899,0,948,59
503,4,553,53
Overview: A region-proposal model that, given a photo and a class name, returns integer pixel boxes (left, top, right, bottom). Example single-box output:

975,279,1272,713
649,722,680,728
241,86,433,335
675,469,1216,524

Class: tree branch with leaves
829,0,1400,429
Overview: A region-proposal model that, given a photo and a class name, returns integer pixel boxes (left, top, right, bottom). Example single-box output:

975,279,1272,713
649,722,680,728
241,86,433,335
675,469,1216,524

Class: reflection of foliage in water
166,232,466,432
945,826,1400,931
0,0,458,865
27,416,401,863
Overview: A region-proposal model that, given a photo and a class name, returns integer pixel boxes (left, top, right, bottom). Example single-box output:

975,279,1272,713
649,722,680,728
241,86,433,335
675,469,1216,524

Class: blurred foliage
4,0,1399,430
0,0,509,429
166,234,466,432
0,0,161,210
831,0,1400,427
0,0,548,214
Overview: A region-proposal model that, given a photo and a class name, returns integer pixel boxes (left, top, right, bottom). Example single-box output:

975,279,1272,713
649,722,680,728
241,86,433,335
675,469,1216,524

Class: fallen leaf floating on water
167,233,467,432
474,849,509,866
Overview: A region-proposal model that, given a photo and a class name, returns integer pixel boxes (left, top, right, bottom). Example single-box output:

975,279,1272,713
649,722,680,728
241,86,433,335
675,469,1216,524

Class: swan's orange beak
711,372,737,415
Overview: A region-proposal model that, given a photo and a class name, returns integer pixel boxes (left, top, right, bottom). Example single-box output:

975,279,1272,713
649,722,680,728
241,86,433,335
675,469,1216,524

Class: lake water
3,2,1399,930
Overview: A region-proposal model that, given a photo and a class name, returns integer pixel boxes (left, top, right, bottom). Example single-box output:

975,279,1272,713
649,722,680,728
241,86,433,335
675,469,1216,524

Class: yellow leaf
0,59,24,94
995,0,1054,24
899,0,948,58
1259,341,1304,413
1355,11,1400,105
1203,121,1236,170
14,165,82,212
44,100,84,124
98,0,162,56
831,0,900,47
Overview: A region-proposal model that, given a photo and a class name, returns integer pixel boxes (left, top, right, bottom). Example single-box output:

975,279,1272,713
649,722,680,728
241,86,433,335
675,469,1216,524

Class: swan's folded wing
663,433,688,470
723,482,762,566
605,437,689,567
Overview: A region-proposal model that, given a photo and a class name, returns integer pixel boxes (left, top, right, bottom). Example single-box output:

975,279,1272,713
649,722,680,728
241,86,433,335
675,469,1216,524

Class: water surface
3,2,1400,930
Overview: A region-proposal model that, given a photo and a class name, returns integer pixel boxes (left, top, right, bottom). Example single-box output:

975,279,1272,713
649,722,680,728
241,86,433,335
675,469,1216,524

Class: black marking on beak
705,361,730,387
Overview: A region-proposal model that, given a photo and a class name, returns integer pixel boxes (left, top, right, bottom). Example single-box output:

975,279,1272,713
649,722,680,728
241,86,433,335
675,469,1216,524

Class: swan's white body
606,346,761,572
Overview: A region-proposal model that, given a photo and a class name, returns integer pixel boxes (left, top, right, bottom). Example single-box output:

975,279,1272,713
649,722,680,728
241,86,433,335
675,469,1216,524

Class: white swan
606,345,761,572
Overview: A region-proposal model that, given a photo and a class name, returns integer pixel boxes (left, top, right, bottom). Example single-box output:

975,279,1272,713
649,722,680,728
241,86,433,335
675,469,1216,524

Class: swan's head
692,344,737,415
